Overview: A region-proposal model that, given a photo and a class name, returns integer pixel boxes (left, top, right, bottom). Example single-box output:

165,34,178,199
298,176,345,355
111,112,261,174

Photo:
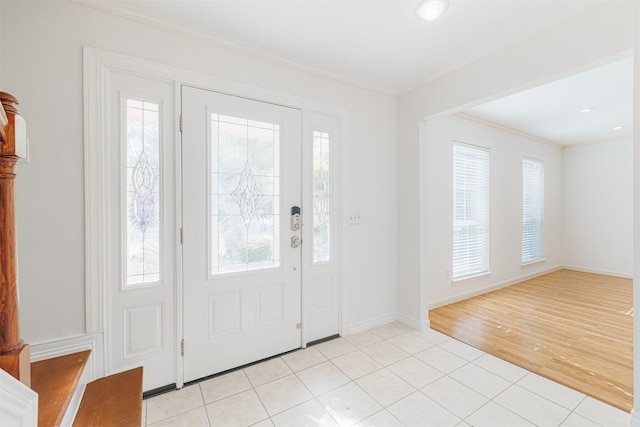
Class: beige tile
465,401,535,427
473,353,528,383
421,376,487,419
141,399,147,426
255,374,313,416
516,373,585,410
438,339,485,361
415,346,467,374
387,333,430,354
147,406,209,427
387,356,444,389
344,330,384,348
574,396,631,427
315,338,357,359
332,350,382,380
200,369,252,403
410,328,451,346
206,389,268,426
387,392,460,427
146,385,204,425
560,412,601,427
251,419,275,427
448,363,511,399
296,361,350,396
318,383,381,427
282,347,327,372
369,323,407,339
354,410,404,427
360,341,409,366
494,385,570,427
271,399,338,427
244,357,293,387
355,368,414,407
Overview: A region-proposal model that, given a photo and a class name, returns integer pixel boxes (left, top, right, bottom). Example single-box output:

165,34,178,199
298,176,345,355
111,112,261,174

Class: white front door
181,86,303,382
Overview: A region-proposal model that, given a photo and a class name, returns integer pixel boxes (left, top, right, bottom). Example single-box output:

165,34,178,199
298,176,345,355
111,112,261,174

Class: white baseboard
428,266,562,309
562,265,633,279
630,408,640,427
30,331,105,383
347,313,398,335
396,313,430,331
347,312,431,335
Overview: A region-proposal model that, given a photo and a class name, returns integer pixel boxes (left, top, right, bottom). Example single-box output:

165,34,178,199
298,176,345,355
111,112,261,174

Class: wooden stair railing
0,93,144,425
0,92,30,387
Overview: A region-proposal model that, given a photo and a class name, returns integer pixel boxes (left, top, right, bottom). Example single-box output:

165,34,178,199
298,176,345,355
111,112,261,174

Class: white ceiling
81,0,609,94
79,0,633,145
463,56,634,146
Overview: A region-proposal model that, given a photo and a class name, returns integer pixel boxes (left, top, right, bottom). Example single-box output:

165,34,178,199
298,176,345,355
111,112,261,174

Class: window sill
452,271,492,284
521,258,546,267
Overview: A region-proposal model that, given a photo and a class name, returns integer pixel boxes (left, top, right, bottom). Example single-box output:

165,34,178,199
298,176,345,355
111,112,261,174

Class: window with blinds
453,143,490,280
522,158,545,264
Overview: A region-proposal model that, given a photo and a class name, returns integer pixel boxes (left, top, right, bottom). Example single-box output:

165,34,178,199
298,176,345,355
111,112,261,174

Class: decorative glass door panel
126,99,161,286
312,130,331,264
211,114,280,274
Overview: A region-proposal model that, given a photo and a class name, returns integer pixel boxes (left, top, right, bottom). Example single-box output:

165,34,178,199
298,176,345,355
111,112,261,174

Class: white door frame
84,47,346,389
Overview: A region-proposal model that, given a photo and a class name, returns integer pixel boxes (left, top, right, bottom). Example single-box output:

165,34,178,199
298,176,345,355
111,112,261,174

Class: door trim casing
84,47,346,388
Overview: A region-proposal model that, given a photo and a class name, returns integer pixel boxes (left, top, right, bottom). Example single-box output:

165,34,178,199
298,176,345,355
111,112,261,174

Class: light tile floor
143,323,631,427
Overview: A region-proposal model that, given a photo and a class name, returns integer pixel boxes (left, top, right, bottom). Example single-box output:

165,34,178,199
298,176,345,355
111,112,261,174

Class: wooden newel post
0,91,30,387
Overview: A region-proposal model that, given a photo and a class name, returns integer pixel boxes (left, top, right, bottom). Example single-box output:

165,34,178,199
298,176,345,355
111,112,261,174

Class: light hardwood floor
429,269,633,412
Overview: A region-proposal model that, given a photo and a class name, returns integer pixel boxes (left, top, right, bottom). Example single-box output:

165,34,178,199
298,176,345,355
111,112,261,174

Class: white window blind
453,143,490,280
522,158,545,264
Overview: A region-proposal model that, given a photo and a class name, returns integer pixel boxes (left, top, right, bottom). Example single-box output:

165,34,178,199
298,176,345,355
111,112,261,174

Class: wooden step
72,366,143,427
31,349,91,427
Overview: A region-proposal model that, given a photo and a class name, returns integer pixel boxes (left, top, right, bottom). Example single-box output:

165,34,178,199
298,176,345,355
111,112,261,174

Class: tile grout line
144,325,628,427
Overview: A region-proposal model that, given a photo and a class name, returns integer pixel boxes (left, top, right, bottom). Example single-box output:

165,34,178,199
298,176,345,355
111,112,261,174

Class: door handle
291,206,301,231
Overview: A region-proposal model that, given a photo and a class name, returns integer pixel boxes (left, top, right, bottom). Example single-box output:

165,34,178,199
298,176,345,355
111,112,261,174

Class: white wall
0,1,3,88
398,0,639,326
563,138,633,277
633,10,640,423
424,115,563,306
0,0,398,343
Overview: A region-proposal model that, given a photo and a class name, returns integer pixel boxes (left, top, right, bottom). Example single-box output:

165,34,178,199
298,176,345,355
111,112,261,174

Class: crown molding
398,0,608,95
70,0,397,96
455,112,562,148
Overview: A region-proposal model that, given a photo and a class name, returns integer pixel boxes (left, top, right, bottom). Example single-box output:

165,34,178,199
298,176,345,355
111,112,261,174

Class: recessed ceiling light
416,0,449,21
580,107,594,113
613,126,624,130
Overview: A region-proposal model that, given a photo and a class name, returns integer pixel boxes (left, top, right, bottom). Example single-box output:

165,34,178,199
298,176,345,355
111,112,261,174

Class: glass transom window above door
210,114,281,275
